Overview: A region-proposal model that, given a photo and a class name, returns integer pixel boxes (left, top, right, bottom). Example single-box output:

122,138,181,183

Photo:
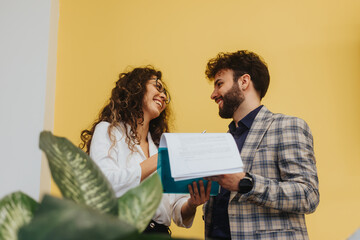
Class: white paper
160,133,243,181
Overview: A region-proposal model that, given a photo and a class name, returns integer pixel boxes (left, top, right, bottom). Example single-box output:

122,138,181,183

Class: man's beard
219,82,244,119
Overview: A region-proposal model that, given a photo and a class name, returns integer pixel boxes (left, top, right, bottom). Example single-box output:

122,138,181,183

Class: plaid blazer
203,106,319,240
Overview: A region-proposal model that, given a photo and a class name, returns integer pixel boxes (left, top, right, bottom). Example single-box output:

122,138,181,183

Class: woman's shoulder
93,121,110,135
94,121,126,138
95,121,110,129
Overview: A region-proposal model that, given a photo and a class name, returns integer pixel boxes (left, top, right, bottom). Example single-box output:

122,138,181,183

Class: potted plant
0,131,184,240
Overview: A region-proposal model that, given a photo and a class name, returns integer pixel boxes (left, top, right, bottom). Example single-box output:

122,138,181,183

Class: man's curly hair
205,50,270,99
80,66,170,154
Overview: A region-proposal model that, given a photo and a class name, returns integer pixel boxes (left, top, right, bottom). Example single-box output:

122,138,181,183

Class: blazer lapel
230,106,274,201
241,106,274,172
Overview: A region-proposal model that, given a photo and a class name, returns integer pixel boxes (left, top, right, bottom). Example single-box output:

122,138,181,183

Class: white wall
0,0,57,200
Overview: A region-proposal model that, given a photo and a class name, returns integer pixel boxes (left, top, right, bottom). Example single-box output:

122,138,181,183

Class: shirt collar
228,105,263,133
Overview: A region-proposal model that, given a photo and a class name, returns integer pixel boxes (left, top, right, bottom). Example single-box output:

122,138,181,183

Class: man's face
210,69,244,119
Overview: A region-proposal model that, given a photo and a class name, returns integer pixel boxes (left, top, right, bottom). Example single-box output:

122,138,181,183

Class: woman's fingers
205,180,212,200
188,180,212,206
198,180,207,202
188,184,194,197
192,181,200,200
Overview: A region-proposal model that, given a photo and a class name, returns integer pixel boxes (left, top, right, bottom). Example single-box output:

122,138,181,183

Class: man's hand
205,172,246,191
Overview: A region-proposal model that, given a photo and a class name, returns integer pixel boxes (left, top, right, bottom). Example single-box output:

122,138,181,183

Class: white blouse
89,121,193,227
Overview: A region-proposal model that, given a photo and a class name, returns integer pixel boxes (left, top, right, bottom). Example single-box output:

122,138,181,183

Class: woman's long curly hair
80,66,170,154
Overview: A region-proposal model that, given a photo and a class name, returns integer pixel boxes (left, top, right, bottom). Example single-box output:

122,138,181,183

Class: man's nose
210,89,217,100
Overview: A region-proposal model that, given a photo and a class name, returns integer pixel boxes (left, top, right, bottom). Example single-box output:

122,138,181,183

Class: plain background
53,1,360,239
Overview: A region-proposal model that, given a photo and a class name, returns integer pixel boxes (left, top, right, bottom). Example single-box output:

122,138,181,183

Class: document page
159,133,243,181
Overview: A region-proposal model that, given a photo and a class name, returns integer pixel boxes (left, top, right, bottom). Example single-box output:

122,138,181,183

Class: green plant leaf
0,191,38,240
17,195,137,240
39,131,117,215
124,233,191,240
124,233,172,240
117,173,163,233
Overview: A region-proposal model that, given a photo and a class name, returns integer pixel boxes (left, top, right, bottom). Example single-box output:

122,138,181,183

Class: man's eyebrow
214,78,222,86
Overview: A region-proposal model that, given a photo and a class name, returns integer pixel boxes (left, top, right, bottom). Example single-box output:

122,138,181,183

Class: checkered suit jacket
203,106,319,239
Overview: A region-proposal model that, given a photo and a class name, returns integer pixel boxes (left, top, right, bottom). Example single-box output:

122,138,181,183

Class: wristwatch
238,173,253,194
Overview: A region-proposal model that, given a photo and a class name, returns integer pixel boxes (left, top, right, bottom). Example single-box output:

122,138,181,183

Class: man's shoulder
272,112,300,122
255,106,312,133
261,105,300,121
268,112,311,136
272,113,307,124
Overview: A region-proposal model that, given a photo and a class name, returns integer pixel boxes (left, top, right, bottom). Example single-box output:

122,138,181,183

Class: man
203,50,319,239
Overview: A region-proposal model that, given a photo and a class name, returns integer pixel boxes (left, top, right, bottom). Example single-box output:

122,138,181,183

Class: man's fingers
206,175,220,182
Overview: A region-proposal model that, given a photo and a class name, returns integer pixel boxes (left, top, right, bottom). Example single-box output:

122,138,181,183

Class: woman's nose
159,91,167,100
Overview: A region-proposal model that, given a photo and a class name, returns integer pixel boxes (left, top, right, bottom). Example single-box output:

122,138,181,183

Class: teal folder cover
157,147,219,196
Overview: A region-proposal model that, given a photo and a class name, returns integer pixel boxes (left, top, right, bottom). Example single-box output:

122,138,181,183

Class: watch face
240,178,252,185
238,178,253,194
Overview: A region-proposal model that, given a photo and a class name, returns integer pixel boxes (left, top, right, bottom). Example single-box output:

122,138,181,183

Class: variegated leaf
0,191,38,240
39,131,117,215
18,195,137,240
117,173,163,232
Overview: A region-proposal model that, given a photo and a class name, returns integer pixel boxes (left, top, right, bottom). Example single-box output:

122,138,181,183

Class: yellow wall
53,0,360,239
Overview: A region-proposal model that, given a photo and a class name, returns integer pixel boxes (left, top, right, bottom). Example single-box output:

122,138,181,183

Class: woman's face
142,76,168,121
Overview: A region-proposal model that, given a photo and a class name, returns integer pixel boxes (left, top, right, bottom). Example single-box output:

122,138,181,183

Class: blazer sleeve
240,117,320,214
90,122,142,197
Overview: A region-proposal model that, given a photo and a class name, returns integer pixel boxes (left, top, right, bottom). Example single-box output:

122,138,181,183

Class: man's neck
233,100,261,127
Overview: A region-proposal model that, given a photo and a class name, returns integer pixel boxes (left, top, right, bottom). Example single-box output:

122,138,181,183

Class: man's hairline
208,68,235,82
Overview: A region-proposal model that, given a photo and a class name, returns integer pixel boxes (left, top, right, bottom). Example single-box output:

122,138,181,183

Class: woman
80,66,210,234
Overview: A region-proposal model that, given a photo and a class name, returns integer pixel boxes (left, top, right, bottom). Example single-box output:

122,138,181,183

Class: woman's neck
137,119,150,143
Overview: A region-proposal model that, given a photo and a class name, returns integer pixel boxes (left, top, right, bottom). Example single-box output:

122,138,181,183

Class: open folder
157,133,244,196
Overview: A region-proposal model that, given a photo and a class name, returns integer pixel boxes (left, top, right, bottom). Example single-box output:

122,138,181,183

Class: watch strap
238,173,253,194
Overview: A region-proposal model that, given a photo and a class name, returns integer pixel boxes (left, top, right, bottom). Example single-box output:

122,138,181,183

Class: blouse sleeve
168,194,193,228
89,122,142,197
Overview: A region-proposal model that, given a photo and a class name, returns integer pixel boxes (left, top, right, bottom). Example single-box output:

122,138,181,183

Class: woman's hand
181,180,212,225
187,180,212,208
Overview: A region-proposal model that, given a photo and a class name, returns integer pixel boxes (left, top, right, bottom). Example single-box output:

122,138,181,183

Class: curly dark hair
205,50,270,99
80,66,170,154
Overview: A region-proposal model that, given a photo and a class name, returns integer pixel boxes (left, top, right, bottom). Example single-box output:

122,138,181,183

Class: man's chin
219,110,233,119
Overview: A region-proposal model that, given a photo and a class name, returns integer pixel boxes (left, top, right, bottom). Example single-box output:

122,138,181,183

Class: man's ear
238,74,251,90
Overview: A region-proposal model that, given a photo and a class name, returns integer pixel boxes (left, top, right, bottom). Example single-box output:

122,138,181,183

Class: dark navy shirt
210,105,263,239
